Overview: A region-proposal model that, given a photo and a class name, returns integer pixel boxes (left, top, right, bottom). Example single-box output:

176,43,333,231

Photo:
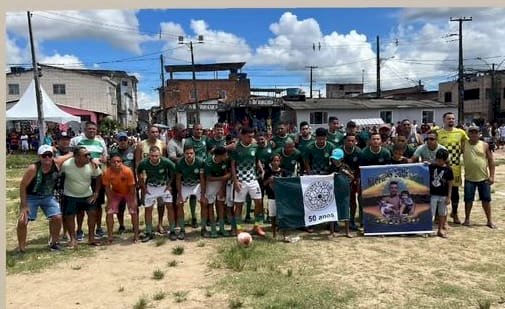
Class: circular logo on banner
303,180,334,211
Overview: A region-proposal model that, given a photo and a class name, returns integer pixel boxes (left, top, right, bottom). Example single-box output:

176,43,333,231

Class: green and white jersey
184,136,208,161
296,135,314,154
271,134,296,151
206,136,226,152
70,135,107,159
137,157,176,187
176,157,204,186
327,130,345,148
274,147,302,176
230,142,259,182
256,144,273,166
359,146,392,166
204,155,229,177
303,141,335,175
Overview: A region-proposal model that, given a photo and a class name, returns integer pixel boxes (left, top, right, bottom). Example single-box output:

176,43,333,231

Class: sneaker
254,226,266,237
177,231,185,240
95,228,105,239
141,233,154,243
201,229,210,238
169,231,177,241
50,243,64,252
219,229,230,237
76,230,84,242
191,219,198,229
118,226,126,234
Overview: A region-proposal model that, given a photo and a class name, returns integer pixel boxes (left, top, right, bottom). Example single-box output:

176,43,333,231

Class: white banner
300,174,339,226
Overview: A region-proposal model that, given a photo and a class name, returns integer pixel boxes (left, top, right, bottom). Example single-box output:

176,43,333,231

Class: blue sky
6,8,505,108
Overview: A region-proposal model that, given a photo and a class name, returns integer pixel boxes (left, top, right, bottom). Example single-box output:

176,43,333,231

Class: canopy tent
351,118,385,126
6,80,81,123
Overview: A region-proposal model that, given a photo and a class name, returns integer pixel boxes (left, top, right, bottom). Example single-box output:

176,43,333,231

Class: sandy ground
6,148,505,308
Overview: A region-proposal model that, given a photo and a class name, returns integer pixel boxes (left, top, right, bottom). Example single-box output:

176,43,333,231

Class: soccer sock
236,215,243,230
201,218,207,230
177,218,185,232
230,216,237,229
255,214,263,226
219,219,225,231
146,223,153,235
246,196,252,216
189,196,197,220
169,223,176,232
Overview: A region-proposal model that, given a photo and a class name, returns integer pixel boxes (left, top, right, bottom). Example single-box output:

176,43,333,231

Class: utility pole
27,11,45,145
450,16,472,124
159,54,166,124
305,66,318,99
179,35,204,125
376,35,381,98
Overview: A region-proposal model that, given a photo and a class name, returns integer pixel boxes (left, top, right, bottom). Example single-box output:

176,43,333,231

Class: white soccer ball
237,232,253,247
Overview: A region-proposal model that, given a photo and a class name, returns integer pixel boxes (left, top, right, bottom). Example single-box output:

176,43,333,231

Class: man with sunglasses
70,121,108,241
410,131,446,163
109,132,136,234
398,119,423,148
17,145,63,252
60,146,102,247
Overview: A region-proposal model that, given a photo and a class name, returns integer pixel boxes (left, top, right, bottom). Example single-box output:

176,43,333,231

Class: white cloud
138,91,159,109
6,34,28,68
39,53,85,69
6,10,152,55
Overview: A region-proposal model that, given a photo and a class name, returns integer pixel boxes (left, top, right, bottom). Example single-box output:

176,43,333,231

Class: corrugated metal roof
284,98,455,110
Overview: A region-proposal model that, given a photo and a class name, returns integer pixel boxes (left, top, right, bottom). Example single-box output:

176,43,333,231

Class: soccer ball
237,232,253,247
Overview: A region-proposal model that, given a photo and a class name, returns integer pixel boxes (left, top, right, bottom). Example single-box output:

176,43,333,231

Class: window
380,111,392,124
8,84,20,95
464,88,479,101
422,111,434,124
218,90,227,99
309,111,328,125
53,84,66,95
444,92,452,103
121,80,128,87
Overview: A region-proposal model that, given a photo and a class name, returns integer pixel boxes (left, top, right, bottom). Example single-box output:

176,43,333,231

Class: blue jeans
26,195,61,221
464,180,492,203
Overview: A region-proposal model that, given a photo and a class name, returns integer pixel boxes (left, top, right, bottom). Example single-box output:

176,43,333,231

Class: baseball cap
116,131,128,139
57,131,70,139
330,148,344,161
38,145,54,155
468,126,479,133
379,123,391,130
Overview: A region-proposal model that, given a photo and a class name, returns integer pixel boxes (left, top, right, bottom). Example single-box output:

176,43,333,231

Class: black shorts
62,195,98,216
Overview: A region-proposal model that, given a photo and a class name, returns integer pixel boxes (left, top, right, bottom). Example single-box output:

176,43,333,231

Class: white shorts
21,141,29,151
234,180,262,203
205,181,226,204
180,184,201,201
268,199,276,217
144,185,172,207
226,182,234,208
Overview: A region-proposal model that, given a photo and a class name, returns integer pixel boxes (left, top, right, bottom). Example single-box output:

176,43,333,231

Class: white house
6,64,138,128
282,98,457,128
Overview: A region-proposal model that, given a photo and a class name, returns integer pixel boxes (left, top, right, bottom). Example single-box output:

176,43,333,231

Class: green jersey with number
303,141,335,175
176,157,204,186
274,147,302,176
137,157,176,186
230,142,259,182
184,136,208,161
206,136,226,152
204,155,229,177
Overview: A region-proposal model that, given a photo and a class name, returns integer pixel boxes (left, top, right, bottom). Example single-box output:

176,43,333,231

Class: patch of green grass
133,295,148,309
228,298,244,309
152,268,165,280
155,237,166,247
7,189,19,200
196,240,205,247
173,290,188,303
6,154,38,169
172,245,184,255
6,242,95,274
167,259,178,267
251,287,267,298
153,290,166,301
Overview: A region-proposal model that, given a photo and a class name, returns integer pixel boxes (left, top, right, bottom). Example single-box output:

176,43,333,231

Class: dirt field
6,150,505,309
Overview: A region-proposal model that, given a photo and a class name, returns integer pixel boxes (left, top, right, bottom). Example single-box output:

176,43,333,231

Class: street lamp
178,35,204,125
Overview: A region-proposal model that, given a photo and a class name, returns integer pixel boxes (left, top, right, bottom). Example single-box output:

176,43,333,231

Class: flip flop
88,241,101,247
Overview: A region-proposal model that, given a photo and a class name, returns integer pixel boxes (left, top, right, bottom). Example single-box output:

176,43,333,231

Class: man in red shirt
102,153,139,243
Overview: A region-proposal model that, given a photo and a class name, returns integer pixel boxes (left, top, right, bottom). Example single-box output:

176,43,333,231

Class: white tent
6,80,81,123
351,118,385,126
